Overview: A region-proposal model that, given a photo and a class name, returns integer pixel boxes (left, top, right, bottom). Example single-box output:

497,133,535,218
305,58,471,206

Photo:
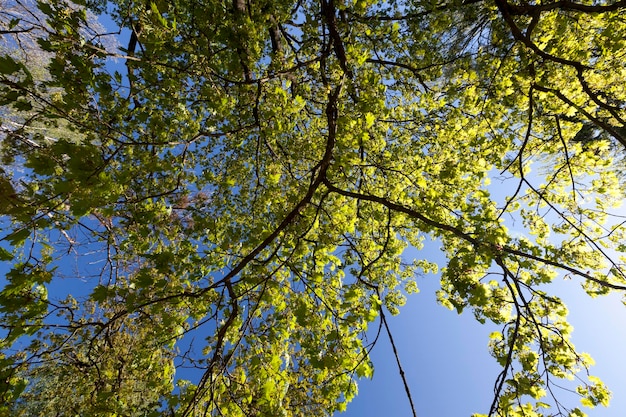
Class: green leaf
0,247,12,261
3,1,626,416
0,56,20,74
91,285,109,302
6,228,30,246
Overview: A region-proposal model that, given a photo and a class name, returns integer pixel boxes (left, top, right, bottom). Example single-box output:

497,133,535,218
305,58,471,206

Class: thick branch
534,83,626,149
495,0,590,71
504,0,626,15
201,80,343,294
322,179,626,291
321,0,353,78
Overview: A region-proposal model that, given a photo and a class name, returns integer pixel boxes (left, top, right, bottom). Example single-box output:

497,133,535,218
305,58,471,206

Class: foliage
11,300,175,416
1,0,625,416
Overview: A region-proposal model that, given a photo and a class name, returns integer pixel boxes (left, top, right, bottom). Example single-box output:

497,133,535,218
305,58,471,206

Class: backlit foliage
1,1,625,416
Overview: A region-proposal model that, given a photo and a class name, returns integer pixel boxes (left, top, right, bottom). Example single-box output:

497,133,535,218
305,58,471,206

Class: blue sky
336,241,626,417
91,10,626,416
2,5,626,416
3,226,623,417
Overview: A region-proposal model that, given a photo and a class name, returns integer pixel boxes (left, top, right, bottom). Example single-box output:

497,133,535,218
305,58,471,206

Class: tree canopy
1,0,625,416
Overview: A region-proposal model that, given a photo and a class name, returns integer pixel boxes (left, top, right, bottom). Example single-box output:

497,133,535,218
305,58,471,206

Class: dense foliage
1,0,625,416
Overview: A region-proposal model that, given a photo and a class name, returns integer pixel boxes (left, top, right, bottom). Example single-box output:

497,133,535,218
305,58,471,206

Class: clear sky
2,221,623,417
335,241,626,417
2,6,625,417
92,10,626,417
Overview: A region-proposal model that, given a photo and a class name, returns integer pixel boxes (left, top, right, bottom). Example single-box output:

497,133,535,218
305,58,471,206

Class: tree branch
322,179,626,291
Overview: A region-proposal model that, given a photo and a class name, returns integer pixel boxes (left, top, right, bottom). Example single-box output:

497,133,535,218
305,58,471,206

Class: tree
10,299,176,417
0,0,117,165
1,0,625,416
